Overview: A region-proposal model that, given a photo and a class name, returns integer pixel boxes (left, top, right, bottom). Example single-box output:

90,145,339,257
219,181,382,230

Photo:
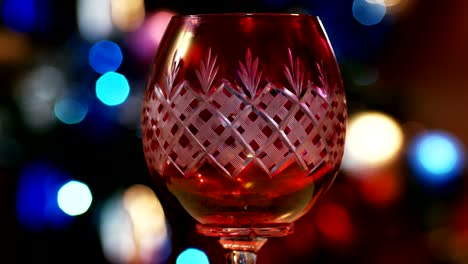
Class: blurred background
2,0,468,263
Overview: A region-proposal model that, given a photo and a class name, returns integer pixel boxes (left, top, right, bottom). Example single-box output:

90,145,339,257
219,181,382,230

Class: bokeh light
110,0,145,32
0,29,31,64
88,40,123,74
15,65,66,132
54,97,88,125
57,180,93,216
77,0,113,42
352,0,387,26
96,72,130,106
123,184,170,264
408,131,464,186
342,111,404,172
384,0,407,6
1,0,50,33
99,185,171,264
16,162,71,230
382,0,412,16
99,192,135,264
356,170,403,207
126,10,175,64
176,248,210,264
314,201,355,245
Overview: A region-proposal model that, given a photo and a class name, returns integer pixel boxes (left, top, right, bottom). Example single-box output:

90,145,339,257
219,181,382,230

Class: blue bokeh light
1,0,36,33
54,97,88,125
409,131,464,186
16,162,72,230
176,248,210,264
89,40,123,74
352,0,386,26
96,72,130,106
309,0,392,62
1,0,50,33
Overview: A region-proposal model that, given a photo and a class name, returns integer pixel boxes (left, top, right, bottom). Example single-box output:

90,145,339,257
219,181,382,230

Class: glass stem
225,251,257,264
219,237,267,264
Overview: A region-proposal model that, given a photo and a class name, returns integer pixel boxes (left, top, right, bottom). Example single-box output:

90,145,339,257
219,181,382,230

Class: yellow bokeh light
123,184,167,237
110,0,145,32
123,184,169,263
342,111,404,171
366,0,402,6
383,0,403,7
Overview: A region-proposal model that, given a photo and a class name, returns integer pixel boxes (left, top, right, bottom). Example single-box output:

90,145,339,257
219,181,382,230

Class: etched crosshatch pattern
169,129,205,174
188,104,227,150
231,106,274,156
208,84,245,123
297,132,328,173
142,48,346,179
256,133,294,173
170,84,202,124
300,84,329,123
254,85,294,127
281,105,316,148
208,130,252,177
324,98,347,164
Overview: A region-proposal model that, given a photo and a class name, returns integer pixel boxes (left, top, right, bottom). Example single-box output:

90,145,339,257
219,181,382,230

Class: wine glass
141,13,347,264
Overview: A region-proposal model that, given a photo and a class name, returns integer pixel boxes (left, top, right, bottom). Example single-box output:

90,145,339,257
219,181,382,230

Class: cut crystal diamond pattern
142,48,346,178
257,134,293,173
254,85,293,127
232,106,273,156
207,129,251,177
188,104,225,150
169,129,205,174
209,84,244,123
301,84,329,123
145,137,166,174
324,98,347,165
297,133,327,172
169,85,201,123
281,105,316,149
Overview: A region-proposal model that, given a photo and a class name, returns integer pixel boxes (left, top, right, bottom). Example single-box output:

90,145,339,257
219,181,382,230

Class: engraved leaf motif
195,48,219,93
314,61,329,99
284,48,305,97
238,48,262,98
164,50,181,98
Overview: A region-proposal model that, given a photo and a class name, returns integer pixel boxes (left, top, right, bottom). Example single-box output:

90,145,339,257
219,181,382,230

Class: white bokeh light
57,180,93,216
77,0,113,42
15,65,66,132
342,111,404,172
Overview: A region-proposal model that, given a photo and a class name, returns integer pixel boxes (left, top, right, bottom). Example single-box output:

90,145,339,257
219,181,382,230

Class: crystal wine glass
141,13,347,264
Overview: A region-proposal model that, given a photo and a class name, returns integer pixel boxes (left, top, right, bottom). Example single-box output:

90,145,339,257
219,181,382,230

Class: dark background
2,0,468,263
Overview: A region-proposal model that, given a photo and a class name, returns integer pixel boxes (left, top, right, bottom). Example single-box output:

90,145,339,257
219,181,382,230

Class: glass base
197,224,294,263
196,223,294,238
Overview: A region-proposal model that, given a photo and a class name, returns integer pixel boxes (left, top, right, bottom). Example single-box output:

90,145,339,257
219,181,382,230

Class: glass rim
171,12,320,20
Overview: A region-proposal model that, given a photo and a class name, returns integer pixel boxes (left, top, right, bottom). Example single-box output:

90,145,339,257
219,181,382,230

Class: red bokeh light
314,201,355,245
